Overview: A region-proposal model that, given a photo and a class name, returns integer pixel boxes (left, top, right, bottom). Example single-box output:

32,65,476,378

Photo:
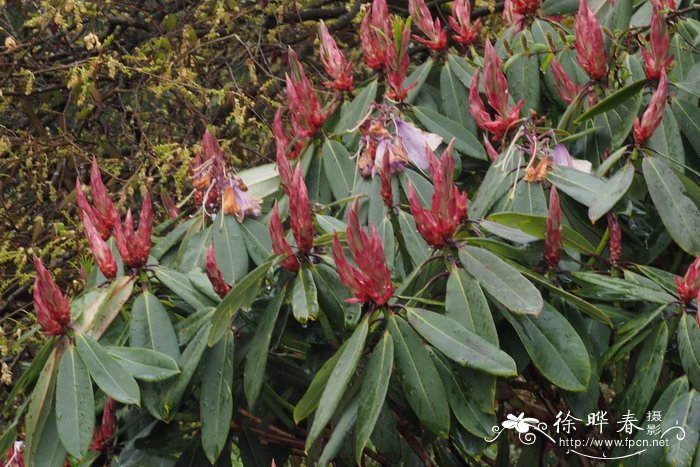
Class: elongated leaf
335,80,377,133
502,302,591,391
130,291,180,360
34,410,67,467
209,259,273,346
458,246,543,316
617,322,668,417
25,347,59,465
322,139,356,201
572,271,676,303
547,166,607,207
440,63,472,130
389,315,450,436
477,219,539,244
201,330,234,463
678,314,700,390
306,318,368,451
318,397,359,466
506,34,541,115
407,308,515,376
291,267,319,325
76,276,134,339
643,157,700,255
155,266,215,310
240,218,272,266
588,164,634,222
238,162,280,199
647,107,685,166
244,291,285,409
573,79,648,124
313,263,360,330
412,106,486,159
106,347,180,382
179,224,212,272
212,212,249,284
445,267,498,344
470,150,524,219
355,331,394,464
662,390,700,466
56,346,94,458
293,343,344,424
446,53,473,86
398,210,430,267
672,98,700,150
75,332,139,404
487,212,596,254
404,59,432,104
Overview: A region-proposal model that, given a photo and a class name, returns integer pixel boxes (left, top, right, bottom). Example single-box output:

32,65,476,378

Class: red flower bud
575,0,608,80
409,0,448,51
160,189,179,219
504,0,541,30
276,121,294,196
4,441,24,467
607,213,622,265
206,245,232,298
113,191,152,269
634,70,668,145
89,158,119,231
385,18,413,101
332,200,393,305
379,147,393,208
290,167,314,254
652,0,675,10
32,257,71,336
360,0,390,71
449,0,480,46
269,203,299,272
641,5,673,81
483,135,500,161
90,398,117,452
286,48,332,139
408,141,468,248
550,57,581,105
676,257,700,304
318,21,353,92
544,186,562,270
81,209,117,279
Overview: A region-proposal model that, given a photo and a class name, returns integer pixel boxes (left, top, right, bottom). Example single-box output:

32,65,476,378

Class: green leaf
573,79,648,124
547,166,608,207
458,246,543,316
412,106,486,159
130,291,180,360
502,302,591,391
647,106,685,166
178,223,211,272
160,323,210,419
209,259,273,346
238,162,280,199
318,397,359,466
487,212,596,254
75,332,140,405
662,390,700,467
293,343,344,424
678,314,700,390
313,263,360,330
478,219,539,244
201,329,234,463
355,331,393,464
151,217,196,260
56,346,94,458
445,267,498,345
446,53,473,86
572,271,676,304
24,347,59,465
404,59,433,104
244,291,285,409
305,317,368,452
322,139,356,201
588,164,634,222
398,210,430,267
643,157,700,255
440,63,472,131
33,410,67,467
470,150,523,219
672,98,700,150
240,218,272,266
212,212,249,284
506,33,541,115
155,266,215,310
388,314,450,437
106,347,180,382
407,308,516,376
75,276,134,339
292,267,319,325
617,322,668,417
335,80,377,133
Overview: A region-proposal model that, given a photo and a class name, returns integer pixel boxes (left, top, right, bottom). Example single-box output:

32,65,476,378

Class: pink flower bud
483,135,500,161
289,167,314,254
81,209,117,279
379,148,393,208
206,245,232,298
550,57,581,105
449,0,480,45
575,0,608,80
32,257,71,336
409,0,448,51
269,203,299,272
385,18,413,101
641,5,673,81
90,398,117,452
544,186,562,270
113,191,153,269
89,158,119,231
676,257,700,303
285,48,332,139
4,441,24,467
318,21,353,91
607,213,622,265
634,70,668,145
360,0,390,70
160,189,179,219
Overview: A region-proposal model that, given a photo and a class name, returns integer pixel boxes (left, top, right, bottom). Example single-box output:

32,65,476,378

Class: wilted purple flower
394,118,442,171
552,144,592,173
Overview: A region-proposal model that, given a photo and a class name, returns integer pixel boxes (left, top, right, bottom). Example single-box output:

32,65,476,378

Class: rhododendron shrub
6,1,700,465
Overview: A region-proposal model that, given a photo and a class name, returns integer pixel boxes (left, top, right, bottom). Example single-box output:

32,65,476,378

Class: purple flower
552,144,591,173
394,118,442,171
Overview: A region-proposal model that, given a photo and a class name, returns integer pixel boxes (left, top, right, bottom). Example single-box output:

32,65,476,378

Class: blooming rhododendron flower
408,141,468,248
33,256,71,336
552,144,592,173
575,0,607,80
332,200,393,305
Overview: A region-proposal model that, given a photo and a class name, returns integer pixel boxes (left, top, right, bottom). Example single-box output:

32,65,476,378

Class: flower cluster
504,0,541,31
32,256,72,336
575,0,607,80
409,0,448,51
633,70,668,145
469,40,524,141
408,142,468,248
448,0,480,46
191,130,262,220
360,0,391,71
89,398,117,452
318,21,353,92
332,200,393,305
676,257,700,304
641,4,673,81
